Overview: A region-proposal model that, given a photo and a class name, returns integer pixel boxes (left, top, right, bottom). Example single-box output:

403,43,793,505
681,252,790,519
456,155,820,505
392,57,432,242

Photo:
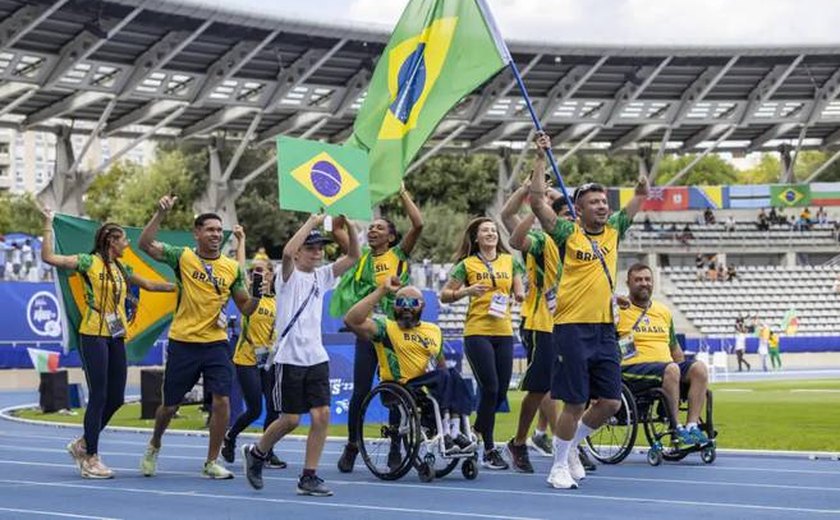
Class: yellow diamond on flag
290,151,361,207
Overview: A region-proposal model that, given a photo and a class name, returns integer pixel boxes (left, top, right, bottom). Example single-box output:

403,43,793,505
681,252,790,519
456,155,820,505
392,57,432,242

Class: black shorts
272,362,331,415
551,323,621,404
520,328,554,394
163,340,233,406
622,360,697,393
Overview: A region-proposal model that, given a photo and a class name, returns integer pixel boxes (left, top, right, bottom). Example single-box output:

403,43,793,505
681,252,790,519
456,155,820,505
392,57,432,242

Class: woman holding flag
335,184,424,473
441,217,525,470
40,208,175,479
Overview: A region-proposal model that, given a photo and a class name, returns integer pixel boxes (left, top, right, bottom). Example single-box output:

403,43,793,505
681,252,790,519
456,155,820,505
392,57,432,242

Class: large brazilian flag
52,214,202,362
348,0,510,202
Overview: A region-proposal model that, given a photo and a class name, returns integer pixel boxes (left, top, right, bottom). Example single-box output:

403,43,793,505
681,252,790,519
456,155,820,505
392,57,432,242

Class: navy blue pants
464,335,513,451
78,334,127,455
347,336,378,444
228,364,279,440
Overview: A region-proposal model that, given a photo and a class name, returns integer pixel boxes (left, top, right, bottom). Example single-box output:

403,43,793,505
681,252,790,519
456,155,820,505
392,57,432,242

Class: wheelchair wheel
461,457,479,480
358,382,421,481
585,383,638,465
640,388,680,458
701,445,716,464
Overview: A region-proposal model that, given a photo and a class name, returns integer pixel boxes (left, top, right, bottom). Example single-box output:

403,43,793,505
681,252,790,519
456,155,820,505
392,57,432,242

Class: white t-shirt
734,333,746,351
21,244,33,263
272,263,335,367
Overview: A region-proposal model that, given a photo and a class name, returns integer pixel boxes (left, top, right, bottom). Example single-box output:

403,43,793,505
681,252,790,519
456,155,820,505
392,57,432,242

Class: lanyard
630,303,651,332
200,257,222,295
475,252,498,288
586,237,614,292
279,272,318,339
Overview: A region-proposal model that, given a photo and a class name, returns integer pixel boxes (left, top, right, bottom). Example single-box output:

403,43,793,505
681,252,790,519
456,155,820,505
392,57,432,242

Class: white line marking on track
0,479,543,520
790,389,840,393
0,507,121,520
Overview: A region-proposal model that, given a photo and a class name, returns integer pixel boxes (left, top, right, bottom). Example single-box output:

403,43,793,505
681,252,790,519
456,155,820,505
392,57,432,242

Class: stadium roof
4,0,840,172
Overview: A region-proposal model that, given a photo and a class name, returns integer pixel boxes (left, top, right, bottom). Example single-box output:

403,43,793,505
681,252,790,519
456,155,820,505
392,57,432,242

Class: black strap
586,238,614,291
475,252,498,288
630,303,651,332
279,272,318,339
197,251,223,295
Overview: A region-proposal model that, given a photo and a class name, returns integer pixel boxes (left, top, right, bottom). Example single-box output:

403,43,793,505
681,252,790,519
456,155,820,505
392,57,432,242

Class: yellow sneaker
140,445,159,477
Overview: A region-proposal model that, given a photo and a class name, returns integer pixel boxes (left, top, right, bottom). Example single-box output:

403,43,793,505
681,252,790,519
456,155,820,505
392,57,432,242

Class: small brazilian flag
348,0,510,202
52,214,199,362
277,136,372,220
770,184,812,207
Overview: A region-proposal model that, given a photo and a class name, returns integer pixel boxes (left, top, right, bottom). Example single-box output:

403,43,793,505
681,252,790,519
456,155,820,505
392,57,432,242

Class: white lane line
715,389,753,392
0,507,121,520
0,479,543,520
791,389,840,393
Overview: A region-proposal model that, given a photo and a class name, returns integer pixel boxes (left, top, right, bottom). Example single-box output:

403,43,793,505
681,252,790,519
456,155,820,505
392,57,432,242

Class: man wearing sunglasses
530,132,649,489
345,277,476,456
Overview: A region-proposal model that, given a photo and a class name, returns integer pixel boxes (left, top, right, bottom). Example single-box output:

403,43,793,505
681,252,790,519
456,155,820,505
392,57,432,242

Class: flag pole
473,0,576,219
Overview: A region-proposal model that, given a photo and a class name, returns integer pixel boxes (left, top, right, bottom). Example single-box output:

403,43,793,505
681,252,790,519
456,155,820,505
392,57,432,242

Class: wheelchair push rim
584,383,638,465
358,382,422,481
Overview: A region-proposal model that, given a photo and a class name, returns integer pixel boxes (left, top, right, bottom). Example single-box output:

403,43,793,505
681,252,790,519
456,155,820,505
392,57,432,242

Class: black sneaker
388,443,403,472
297,474,333,497
221,433,235,464
482,448,509,470
578,446,597,472
444,435,460,455
506,439,533,473
453,433,475,452
266,452,287,469
337,443,358,473
242,444,264,490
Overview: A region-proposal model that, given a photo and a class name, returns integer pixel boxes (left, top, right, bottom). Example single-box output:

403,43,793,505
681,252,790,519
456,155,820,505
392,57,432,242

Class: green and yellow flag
348,0,510,202
52,214,197,362
277,136,372,220
770,184,812,207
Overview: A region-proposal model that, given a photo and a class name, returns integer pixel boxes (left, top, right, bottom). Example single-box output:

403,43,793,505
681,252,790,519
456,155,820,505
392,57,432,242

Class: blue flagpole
507,61,577,220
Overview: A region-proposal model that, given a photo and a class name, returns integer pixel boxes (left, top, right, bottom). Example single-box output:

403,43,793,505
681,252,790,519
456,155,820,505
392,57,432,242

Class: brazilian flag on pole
277,136,372,220
770,184,812,207
52,214,198,362
348,0,510,202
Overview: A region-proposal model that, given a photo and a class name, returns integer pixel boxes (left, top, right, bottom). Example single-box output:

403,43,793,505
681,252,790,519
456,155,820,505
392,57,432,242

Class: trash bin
140,368,164,419
39,370,68,413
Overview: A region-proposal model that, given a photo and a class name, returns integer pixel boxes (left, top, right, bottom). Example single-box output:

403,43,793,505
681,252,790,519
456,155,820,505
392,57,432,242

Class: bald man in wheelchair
617,263,710,447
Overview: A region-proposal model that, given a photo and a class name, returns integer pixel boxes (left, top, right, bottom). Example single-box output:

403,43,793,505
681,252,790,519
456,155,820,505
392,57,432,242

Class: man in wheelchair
345,277,476,456
618,263,711,447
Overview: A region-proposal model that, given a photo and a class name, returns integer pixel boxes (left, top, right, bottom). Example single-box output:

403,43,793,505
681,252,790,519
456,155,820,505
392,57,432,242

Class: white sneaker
547,464,578,489
202,459,234,480
567,444,586,481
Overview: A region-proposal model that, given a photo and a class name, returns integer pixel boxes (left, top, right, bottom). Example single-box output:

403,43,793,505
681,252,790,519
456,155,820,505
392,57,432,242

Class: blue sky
181,0,840,46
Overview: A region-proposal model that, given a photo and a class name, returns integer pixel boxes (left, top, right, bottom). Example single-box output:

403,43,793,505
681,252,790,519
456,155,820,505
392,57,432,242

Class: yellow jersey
618,300,677,365
450,253,524,337
549,211,631,324
521,230,561,333
232,295,276,366
372,318,443,383
161,244,245,343
76,253,133,337
769,335,780,350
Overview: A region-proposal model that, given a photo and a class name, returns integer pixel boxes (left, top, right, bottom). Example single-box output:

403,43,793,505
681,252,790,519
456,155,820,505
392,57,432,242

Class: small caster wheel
701,446,716,464
462,458,478,480
647,448,663,467
418,462,434,482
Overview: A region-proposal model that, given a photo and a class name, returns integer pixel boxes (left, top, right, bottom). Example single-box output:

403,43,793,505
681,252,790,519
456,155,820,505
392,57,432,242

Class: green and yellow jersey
617,301,677,365
232,295,276,366
450,253,524,337
521,230,561,333
549,211,631,324
372,318,443,383
161,244,245,343
76,253,133,337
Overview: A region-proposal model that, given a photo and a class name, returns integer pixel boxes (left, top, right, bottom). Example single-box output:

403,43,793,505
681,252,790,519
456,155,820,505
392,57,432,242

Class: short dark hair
573,182,606,203
551,196,569,214
627,262,652,279
194,213,222,229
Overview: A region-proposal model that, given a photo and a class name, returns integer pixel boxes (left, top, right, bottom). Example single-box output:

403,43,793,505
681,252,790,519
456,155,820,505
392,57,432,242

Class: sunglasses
395,297,422,309
574,182,604,202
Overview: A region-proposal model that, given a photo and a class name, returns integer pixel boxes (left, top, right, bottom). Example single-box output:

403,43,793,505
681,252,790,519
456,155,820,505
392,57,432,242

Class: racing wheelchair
584,382,717,466
357,381,480,482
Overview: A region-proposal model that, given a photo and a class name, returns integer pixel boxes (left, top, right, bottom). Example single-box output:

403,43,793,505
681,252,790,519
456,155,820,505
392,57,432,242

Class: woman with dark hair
335,184,424,473
440,217,525,470
40,208,174,479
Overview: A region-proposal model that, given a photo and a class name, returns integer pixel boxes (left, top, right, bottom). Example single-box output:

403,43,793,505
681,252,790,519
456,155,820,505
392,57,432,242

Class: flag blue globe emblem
783,189,797,203
309,160,343,198
390,43,427,123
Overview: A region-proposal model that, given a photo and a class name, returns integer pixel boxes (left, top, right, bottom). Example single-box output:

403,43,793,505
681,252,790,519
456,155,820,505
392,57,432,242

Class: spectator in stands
707,255,718,282
695,254,706,281
618,263,710,447
716,263,726,282
677,224,693,246
756,209,770,232
21,239,34,279
703,208,716,225
768,332,782,371
437,267,447,290
423,258,433,289
694,213,704,226
769,207,779,224
643,215,654,232
10,242,22,280
733,321,750,372
834,221,840,242
727,264,737,282
757,322,771,372
798,208,813,231
817,206,829,225
724,215,736,233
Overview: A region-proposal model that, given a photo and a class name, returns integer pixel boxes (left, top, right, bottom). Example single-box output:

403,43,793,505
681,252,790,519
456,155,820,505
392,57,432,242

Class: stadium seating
662,264,840,336
635,222,837,248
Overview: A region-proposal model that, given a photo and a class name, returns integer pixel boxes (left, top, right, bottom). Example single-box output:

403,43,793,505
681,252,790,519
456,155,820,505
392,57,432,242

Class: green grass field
12,379,840,452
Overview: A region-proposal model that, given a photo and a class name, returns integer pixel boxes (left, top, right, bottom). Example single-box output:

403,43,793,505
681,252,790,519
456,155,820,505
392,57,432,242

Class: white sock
571,421,595,448
534,428,546,437
686,422,698,430
450,417,461,437
552,437,572,468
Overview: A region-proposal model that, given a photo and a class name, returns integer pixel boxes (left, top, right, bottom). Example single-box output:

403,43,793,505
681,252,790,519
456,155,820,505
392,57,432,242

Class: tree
656,154,738,186
0,191,43,235
739,154,781,184
389,203,470,262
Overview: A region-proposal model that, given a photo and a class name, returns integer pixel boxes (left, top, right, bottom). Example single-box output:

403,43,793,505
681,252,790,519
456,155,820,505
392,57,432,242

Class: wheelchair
584,382,717,466
357,381,480,482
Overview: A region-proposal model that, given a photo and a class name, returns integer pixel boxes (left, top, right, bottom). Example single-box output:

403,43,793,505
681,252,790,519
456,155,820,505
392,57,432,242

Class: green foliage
390,203,470,262
0,191,44,235
739,154,782,184
656,154,739,186
555,153,639,187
